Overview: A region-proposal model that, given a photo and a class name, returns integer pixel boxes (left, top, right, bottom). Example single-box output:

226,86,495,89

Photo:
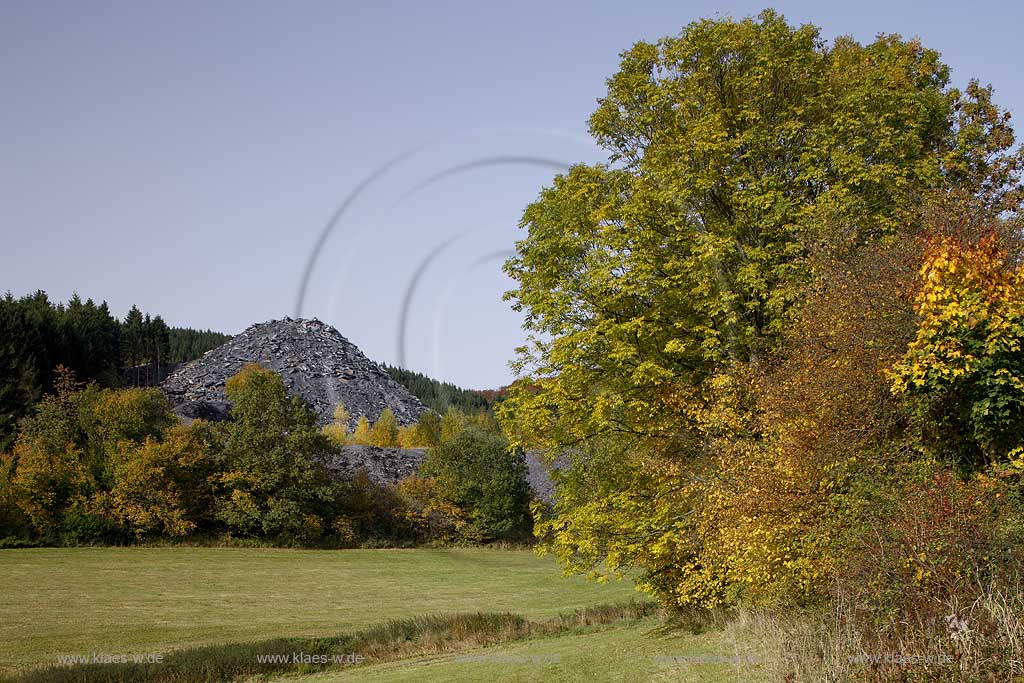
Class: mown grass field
0,547,640,675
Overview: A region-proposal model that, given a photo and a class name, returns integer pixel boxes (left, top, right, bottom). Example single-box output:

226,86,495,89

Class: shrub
58,508,126,546
84,387,176,450
394,475,477,544
890,233,1024,471
421,427,533,540
369,408,399,447
103,423,216,539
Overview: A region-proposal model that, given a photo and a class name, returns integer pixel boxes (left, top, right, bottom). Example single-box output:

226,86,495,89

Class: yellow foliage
890,233,1024,464
10,437,94,534
322,402,354,446
105,425,211,538
352,416,372,445
369,408,399,448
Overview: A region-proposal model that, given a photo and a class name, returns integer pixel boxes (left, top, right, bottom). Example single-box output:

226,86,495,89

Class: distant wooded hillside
382,364,491,414
168,328,230,363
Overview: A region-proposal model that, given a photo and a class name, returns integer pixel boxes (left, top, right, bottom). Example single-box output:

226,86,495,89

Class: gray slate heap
162,317,426,428
322,446,428,485
322,446,561,505
162,317,562,503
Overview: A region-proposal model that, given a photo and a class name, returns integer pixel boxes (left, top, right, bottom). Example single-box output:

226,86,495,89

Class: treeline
0,364,533,548
168,328,230,364
0,291,227,450
382,364,491,414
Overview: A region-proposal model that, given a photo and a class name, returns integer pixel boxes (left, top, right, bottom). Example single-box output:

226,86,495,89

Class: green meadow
0,547,641,676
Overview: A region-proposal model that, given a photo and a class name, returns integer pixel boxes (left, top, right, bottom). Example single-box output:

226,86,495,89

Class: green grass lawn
271,618,766,683
0,547,639,675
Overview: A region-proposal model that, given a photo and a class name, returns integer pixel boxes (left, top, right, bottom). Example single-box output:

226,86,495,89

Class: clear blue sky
3,0,1022,389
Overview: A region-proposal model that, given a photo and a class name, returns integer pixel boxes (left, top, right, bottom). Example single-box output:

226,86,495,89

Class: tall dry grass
723,583,1023,682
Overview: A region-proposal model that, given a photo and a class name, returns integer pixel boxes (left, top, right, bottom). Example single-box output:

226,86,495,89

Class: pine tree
167,328,230,363
381,364,491,413
150,316,170,383
123,306,145,386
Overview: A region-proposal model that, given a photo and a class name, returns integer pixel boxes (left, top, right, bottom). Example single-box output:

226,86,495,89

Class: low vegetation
0,364,533,548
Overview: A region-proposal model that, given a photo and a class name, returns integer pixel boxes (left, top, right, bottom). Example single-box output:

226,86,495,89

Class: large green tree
214,364,343,543
499,11,1023,607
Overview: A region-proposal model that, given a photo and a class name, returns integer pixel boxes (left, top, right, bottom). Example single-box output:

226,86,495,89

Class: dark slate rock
175,399,232,422
524,451,566,506
320,447,561,504
161,318,426,428
323,446,428,484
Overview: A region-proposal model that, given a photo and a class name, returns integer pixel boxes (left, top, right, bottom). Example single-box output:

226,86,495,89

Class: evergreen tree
0,294,44,450
382,364,491,413
0,291,120,447
60,295,121,386
123,306,145,386
148,315,171,383
167,328,230,363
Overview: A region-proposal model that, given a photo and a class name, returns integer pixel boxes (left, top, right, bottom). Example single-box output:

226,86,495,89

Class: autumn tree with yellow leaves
499,10,1024,609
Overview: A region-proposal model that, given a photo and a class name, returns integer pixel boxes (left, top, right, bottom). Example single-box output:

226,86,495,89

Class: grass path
0,547,638,674
271,618,767,683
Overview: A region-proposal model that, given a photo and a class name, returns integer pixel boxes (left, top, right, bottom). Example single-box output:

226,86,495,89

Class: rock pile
524,452,564,506
161,317,564,504
324,446,561,505
323,446,428,484
161,318,426,427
